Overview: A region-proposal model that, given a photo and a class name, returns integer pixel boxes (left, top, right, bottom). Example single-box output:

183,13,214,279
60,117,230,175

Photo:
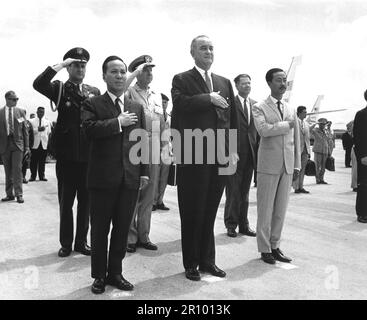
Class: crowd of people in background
1,35,366,296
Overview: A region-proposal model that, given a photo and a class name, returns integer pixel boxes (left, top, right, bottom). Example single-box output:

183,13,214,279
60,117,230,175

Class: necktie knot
204,71,213,92
115,98,122,114
277,100,283,119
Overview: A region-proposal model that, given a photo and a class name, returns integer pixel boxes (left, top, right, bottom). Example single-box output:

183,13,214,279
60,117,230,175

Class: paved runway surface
0,140,366,300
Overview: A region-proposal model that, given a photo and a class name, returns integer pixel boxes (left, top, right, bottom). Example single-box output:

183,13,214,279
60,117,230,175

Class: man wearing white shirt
29,107,51,181
224,74,257,238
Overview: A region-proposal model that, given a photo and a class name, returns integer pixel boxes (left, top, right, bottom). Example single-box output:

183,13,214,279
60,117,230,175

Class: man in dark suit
224,74,257,238
0,91,29,203
82,56,149,294
353,89,367,223
171,35,238,281
33,47,100,258
342,123,354,168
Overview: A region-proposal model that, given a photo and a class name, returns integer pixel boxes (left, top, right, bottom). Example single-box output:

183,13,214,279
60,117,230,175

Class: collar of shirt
237,95,250,108
194,65,212,81
107,91,124,111
69,81,83,92
134,83,152,95
269,95,284,106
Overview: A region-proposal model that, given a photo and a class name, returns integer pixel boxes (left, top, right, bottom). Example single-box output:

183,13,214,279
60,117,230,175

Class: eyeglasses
8,98,19,101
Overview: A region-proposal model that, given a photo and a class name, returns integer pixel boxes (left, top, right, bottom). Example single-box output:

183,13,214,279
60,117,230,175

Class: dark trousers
90,184,138,279
224,152,254,230
56,160,89,249
177,164,226,270
1,137,23,197
345,147,352,167
356,185,367,218
30,144,47,179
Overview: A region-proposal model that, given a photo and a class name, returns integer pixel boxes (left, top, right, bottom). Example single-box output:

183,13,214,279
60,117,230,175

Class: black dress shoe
199,264,226,278
156,203,170,210
271,248,292,263
227,228,237,238
16,196,24,203
39,177,48,181
261,252,276,264
294,189,301,193
29,177,36,182
357,216,367,223
1,196,15,202
299,188,310,194
185,268,201,281
320,181,328,184
126,243,136,253
106,274,134,291
23,178,28,184
58,247,72,257
353,188,358,192
137,241,158,250
152,205,157,211
74,243,91,256
91,278,105,294
239,227,256,237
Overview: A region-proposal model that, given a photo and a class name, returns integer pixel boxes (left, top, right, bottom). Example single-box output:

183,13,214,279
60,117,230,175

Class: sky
1,0,367,128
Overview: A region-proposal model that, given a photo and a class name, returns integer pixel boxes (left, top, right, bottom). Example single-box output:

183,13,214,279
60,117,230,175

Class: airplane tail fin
283,55,302,103
306,95,324,124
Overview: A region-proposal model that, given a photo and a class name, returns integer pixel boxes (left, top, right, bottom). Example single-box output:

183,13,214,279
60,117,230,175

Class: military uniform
33,48,100,253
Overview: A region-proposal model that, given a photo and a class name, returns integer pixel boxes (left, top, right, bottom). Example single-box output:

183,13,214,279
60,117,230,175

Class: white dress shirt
107,91,124,132
195,65,213,91
269,95,284,118
5,106,13,136
238,95,251,124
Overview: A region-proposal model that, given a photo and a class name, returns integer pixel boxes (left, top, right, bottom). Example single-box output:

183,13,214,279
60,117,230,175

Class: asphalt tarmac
0,140,366,300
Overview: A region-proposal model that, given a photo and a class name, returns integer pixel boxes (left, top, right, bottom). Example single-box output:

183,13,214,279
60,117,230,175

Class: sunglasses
8,98,19,101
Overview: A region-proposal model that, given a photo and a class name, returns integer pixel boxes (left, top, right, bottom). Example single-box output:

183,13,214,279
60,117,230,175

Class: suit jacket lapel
102,92,120,117
0,107,7,134
191,68,210,93
236,96,248,123
266,96,282,121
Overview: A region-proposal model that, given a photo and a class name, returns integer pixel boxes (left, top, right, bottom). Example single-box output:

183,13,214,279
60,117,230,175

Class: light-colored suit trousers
256,165,292,253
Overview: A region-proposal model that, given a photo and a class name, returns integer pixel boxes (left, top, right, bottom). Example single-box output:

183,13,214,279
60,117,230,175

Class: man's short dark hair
37,106,45,111
234,74,251,84
5,91,15,99
102,56,126,74
364,89,367,101
265,68,284,83
297,106,307,114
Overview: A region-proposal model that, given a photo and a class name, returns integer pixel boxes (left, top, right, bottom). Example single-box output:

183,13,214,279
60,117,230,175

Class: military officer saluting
33,47,100,258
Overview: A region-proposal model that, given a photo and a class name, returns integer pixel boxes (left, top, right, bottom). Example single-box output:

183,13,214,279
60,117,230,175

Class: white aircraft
305,95,347,124
283,55,302,104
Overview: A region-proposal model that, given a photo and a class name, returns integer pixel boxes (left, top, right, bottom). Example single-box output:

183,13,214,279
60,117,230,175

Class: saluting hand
118,111,138,127
210,91,229,109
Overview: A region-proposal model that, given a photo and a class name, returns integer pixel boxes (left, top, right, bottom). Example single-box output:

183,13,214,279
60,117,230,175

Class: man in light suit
224,74,257,238
171,35,238,281
252,68,301,264
29,107,51,182
0,91,29,204
292,106,313,194
81,56,149,294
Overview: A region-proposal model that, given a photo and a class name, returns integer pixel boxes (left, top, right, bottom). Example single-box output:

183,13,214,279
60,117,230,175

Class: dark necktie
115,98,122,114
243,100,250,124
8,107,14,136
76,84,81,95
205,71,213,92
277,100,283,119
